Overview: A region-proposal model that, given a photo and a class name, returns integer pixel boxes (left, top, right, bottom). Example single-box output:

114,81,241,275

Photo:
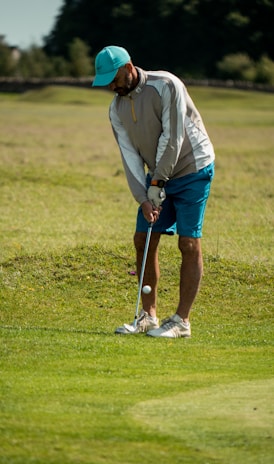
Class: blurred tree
43,0,273,77
51,55,71,76
0,38,17,76
17,46,54,78
217,53,256,81
41,0,274,79
1,0,273,81
255,54,274,85
68,38,93,77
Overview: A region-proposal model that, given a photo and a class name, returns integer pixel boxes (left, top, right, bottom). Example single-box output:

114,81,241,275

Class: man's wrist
150,179,166,188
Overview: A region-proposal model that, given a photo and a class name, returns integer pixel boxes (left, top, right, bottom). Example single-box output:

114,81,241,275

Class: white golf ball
142,285,152,294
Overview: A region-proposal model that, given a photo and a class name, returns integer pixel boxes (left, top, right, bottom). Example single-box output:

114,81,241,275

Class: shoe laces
161,317,178,330
136,310,147,325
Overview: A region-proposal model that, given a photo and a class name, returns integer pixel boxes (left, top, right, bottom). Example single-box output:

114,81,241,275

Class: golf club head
123,323,138,333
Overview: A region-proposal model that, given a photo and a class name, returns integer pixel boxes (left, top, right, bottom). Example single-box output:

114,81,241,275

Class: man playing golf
92,46,215,338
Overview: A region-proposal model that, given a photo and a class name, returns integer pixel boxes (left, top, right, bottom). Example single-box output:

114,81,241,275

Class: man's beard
114,75,135,96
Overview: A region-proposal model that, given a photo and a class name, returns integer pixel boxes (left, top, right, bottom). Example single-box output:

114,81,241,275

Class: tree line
1,0,274,84
0,37,93,79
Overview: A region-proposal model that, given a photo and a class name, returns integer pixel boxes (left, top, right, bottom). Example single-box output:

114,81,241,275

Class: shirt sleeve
152,79,187,181
109,102,148,205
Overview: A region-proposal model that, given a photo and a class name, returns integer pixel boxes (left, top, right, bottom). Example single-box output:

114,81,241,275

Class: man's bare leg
176,236,203,323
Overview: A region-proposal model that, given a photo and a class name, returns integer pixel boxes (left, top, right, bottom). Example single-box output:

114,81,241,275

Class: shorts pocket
206,162,215,181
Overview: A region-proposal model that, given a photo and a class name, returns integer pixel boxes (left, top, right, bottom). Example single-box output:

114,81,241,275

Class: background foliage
44,0,274,79
1,0,274,83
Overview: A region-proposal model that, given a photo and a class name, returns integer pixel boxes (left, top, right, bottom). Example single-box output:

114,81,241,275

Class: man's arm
110,104,148,205
152,78,187,182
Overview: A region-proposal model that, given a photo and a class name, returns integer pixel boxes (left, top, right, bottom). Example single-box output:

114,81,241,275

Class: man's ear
125,62,133,72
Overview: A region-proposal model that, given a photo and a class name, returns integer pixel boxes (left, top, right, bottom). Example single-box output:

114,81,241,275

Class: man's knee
178,236,201,255
134,231,160,252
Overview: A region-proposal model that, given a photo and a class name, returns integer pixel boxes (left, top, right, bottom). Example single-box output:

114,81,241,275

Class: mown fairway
0,86,273,463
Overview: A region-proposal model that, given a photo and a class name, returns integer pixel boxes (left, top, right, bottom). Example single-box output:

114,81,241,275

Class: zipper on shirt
129,96,137,123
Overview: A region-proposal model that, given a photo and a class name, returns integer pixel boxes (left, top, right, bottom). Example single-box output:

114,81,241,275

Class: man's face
108,65,134,96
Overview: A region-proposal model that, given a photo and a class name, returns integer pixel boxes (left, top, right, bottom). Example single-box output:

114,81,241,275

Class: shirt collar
128,67,146,97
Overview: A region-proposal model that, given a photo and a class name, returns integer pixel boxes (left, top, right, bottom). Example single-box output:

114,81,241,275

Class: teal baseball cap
92,46,131,87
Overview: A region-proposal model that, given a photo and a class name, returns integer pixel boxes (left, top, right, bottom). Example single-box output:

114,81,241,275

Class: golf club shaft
133,222,153,327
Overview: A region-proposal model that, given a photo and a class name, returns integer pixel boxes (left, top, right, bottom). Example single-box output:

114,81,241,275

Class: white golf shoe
115,309,159,334
147,314,191,338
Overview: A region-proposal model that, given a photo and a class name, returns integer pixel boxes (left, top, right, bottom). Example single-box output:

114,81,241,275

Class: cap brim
92,68,118,87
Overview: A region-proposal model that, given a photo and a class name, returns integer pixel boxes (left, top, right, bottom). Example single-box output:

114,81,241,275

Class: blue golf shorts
136,162,215,238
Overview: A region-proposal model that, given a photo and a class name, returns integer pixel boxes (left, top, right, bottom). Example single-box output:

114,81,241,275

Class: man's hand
147,186,166,208
141,201,161,223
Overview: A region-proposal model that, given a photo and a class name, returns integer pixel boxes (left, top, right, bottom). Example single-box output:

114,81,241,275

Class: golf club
124,222,153,333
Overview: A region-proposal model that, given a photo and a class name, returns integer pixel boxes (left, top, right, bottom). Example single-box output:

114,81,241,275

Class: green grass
0,86,273,463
